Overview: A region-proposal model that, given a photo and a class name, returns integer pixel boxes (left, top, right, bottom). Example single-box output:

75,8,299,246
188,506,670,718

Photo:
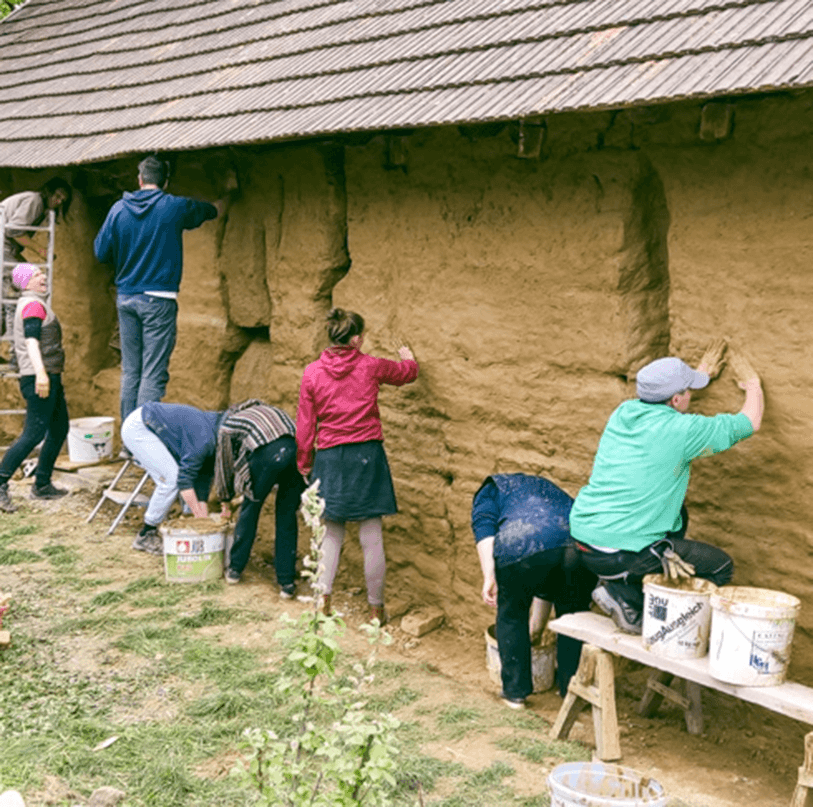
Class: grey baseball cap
636,357,709,403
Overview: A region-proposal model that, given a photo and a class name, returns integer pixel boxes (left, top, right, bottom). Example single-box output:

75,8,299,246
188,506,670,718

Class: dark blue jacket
94,189,217,294
141,402,223,493
471,474,573,568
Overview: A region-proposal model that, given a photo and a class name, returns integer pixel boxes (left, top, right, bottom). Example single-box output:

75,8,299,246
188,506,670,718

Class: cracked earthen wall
1,89,811,677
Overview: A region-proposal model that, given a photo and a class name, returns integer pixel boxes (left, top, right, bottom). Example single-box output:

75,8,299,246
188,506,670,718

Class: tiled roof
0,0,811,167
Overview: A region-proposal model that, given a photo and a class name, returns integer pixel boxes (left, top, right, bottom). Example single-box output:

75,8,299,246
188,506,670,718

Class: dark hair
138,155,169,188
326,308,364,345
39,177,72,220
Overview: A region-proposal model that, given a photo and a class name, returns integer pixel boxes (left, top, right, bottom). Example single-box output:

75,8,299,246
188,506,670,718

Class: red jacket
296,346,419,475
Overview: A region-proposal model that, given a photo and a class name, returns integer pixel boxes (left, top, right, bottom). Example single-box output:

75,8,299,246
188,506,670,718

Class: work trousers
0,373,69,489
576,509,733,615
227,436,305,586
495,543,596,700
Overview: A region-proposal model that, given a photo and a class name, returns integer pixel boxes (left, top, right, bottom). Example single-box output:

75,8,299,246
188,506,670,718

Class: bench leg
637,671,704,735
683,681,703,736
791,732,813,807
550,644,621,761
638,671,674,717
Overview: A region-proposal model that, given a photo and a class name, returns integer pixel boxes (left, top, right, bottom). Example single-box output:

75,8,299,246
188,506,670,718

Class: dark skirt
312,440,397,522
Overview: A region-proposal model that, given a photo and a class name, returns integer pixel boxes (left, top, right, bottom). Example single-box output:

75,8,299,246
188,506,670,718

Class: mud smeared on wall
2,90,812,678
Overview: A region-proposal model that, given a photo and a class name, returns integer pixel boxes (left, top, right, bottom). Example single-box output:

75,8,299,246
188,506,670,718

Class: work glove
660,549,695,580
697,338,727,379
728,350,761,390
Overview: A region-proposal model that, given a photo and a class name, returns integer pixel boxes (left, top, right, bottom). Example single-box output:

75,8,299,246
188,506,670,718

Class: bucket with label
484,624,555,693
709,586,800,687
161,518,225,584
67,416,115,463
642,574,717,659
548,762,666,807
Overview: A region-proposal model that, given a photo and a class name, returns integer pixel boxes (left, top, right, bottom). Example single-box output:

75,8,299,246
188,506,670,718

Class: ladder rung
102,490,150,507
0,409,25,415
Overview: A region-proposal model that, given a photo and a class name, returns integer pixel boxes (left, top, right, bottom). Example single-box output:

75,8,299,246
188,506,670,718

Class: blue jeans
117,294,178,422
227,436,305,585
0,374,69,488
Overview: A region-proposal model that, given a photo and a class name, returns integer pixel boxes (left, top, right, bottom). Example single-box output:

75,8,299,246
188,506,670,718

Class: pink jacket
296,346,419,475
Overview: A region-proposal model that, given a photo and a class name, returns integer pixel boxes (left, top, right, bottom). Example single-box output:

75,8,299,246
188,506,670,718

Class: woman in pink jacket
296,308,419,622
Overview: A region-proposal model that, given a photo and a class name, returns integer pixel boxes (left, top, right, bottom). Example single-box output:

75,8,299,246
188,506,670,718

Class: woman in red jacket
296,308,418,622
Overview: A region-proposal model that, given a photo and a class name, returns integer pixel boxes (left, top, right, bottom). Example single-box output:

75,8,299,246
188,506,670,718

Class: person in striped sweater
214,400,305,595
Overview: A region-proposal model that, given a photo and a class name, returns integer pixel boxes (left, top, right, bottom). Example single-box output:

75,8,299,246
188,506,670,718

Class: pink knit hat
11,263,37,290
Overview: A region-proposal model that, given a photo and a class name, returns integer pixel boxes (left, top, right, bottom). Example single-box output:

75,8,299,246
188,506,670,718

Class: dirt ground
2,463,807,807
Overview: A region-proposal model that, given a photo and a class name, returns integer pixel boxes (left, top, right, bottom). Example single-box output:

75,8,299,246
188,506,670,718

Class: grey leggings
319,518,386,606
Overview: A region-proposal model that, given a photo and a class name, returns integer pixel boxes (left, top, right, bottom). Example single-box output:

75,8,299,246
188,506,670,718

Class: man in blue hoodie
94,156,218,424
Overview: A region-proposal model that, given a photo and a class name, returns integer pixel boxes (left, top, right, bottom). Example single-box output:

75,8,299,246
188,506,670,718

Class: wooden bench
548,611,813,807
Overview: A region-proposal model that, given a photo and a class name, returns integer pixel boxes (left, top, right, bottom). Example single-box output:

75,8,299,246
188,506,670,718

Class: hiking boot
31,482,68,500
132,526,162,556
279,583,296,599
592,583,643,635
0,483,17,513
369,604,387,626
224,569,241,585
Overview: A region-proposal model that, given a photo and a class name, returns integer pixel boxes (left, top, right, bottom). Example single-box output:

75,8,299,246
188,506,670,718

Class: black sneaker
132,527,162,556
0,483,16,513
279,583,296,599
31,483,68,500
592,583,643,635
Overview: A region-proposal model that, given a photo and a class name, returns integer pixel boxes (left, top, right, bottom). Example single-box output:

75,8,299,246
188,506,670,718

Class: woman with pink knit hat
0,263,69,512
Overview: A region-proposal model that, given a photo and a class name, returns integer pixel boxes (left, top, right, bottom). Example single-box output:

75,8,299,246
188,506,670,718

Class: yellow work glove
661,549,695,580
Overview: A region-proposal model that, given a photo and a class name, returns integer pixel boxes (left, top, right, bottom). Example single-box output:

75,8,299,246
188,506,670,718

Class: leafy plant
233,480,401,806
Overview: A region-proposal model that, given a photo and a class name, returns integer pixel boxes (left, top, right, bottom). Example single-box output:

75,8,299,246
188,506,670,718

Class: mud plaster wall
2,90,812,678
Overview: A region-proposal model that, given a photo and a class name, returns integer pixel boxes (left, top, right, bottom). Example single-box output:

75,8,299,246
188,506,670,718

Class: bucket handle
725,613,790,666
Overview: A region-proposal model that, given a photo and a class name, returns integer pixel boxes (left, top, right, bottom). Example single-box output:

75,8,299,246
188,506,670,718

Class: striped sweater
214,400,296,502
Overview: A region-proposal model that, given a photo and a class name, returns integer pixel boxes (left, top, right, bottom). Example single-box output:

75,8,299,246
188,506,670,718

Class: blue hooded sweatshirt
471,474,574,568
94,189,217,295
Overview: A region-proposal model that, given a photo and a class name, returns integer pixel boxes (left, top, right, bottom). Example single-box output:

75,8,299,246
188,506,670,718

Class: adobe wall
2,89,811,678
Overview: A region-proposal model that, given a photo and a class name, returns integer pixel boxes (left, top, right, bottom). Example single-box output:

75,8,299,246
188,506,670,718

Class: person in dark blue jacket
121,402,222,554
94,156,219,425
472,473,596,707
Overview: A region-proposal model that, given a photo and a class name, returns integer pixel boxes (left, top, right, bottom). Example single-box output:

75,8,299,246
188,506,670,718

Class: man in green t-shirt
569,345,763,633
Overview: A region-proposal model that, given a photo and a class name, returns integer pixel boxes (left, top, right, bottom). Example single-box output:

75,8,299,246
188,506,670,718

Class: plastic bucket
161,520,225,584
642,574,717,659
709,586,800,687
548,762,666,807
67,416,115,463
485,624,555,693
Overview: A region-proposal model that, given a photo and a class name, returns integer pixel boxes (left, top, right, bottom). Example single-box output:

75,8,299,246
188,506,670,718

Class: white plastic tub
709,586,800,687
67,416,115,463
548,762,666,807
642,574,716,659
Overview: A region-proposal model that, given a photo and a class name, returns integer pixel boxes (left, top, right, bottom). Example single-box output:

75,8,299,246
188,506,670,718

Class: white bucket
709,586,800,687
485,624,555,693
548,762,666,807
67,416,115,463
642,574,717,659
161,520,225,584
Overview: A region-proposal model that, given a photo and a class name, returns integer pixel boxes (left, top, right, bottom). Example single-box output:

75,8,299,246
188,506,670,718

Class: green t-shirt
569,400,753,552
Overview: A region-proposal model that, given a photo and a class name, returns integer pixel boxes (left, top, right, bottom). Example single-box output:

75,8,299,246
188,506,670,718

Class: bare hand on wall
398,345,415,361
